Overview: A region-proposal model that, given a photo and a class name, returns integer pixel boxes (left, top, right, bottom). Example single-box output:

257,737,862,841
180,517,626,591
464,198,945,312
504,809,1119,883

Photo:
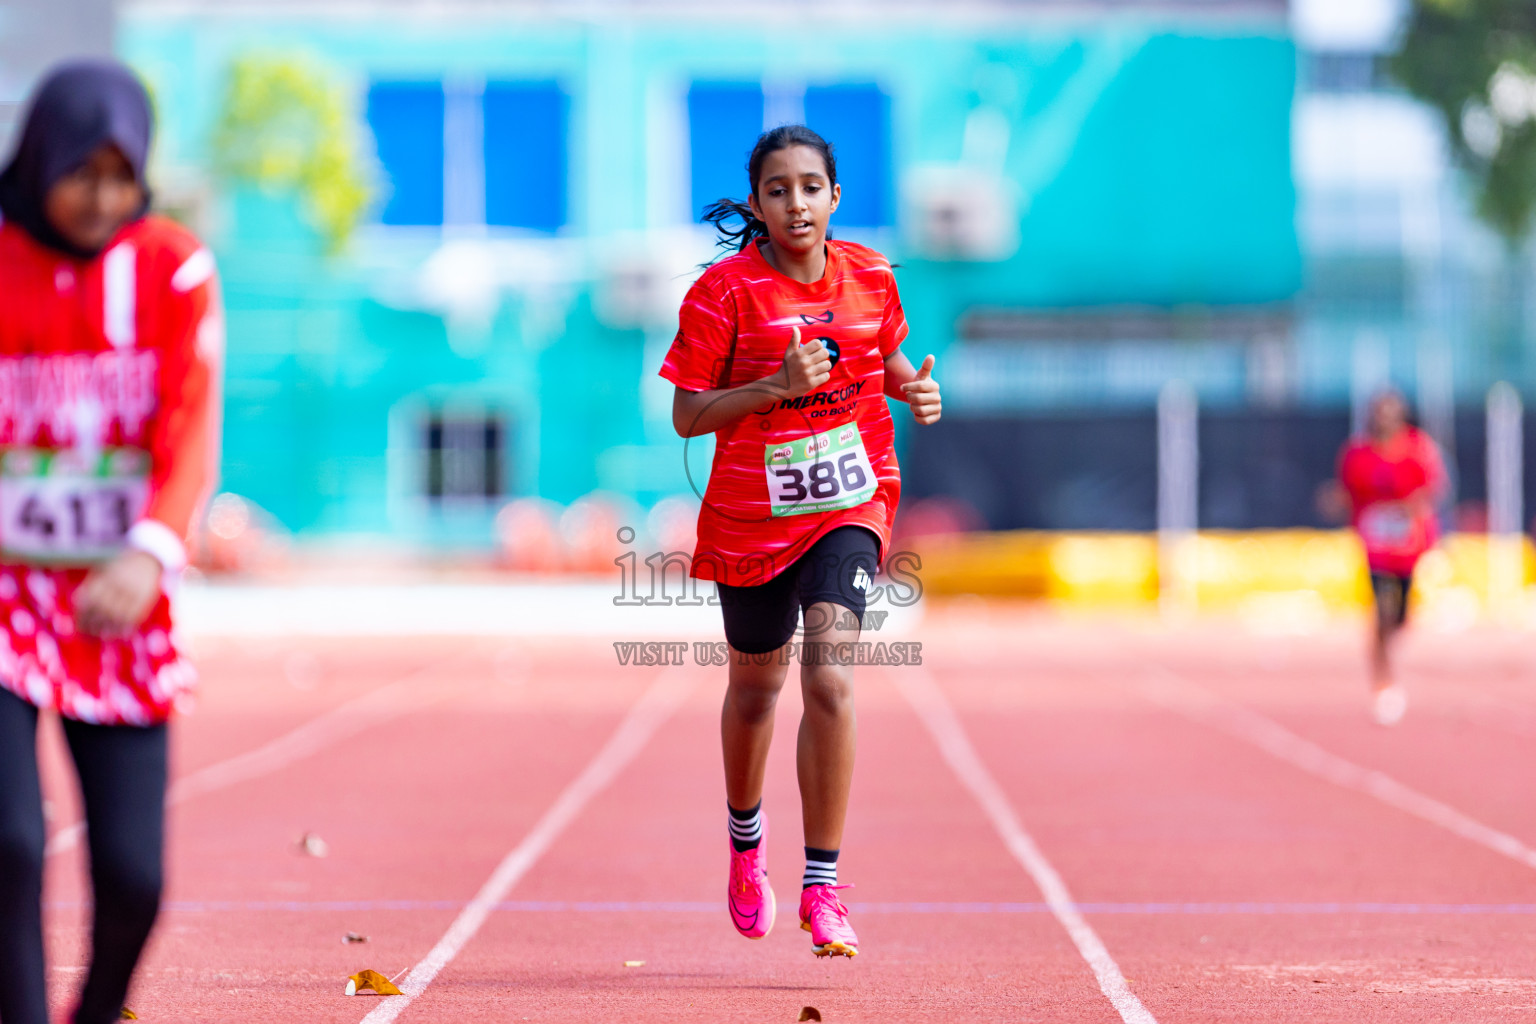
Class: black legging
0,687,166,1024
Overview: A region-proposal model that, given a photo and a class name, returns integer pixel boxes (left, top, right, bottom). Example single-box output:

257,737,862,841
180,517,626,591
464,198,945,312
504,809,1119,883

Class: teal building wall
118,11,1299,545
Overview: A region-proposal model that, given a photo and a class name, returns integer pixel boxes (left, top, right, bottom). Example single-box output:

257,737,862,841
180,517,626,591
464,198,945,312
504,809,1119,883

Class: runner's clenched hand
780,326,832,399
75,548,162,637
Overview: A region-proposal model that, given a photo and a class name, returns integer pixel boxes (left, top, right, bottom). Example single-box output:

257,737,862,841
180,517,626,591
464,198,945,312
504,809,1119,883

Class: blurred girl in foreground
0,61,221,1024
1331,390,1445,726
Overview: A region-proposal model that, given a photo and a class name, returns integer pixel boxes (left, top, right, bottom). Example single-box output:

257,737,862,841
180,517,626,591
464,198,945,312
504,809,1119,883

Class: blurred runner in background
0,60,221,1024
1329,390,1445,726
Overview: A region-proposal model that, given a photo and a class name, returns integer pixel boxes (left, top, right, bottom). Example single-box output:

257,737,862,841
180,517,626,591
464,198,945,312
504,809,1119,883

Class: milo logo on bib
764,424,878,517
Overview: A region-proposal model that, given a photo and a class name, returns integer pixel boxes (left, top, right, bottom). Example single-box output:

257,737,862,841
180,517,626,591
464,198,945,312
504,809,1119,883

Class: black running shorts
715,526,880,654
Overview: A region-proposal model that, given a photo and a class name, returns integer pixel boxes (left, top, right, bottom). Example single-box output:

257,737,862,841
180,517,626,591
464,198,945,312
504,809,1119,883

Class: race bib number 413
0,448,150,564
764,424,878,517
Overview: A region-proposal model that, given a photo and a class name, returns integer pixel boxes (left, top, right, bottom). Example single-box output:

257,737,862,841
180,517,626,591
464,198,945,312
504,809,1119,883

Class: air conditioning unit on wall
902,165,1020,263
596,253,671,331
593,233,697,331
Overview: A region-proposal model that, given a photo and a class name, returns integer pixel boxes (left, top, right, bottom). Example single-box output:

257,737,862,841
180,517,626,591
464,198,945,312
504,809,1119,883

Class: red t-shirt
0,216,222,724
659,239,907,586
1337,426,1445,576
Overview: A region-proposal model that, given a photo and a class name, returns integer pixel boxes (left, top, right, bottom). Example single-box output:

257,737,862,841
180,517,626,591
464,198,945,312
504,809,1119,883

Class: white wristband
126,519,188,574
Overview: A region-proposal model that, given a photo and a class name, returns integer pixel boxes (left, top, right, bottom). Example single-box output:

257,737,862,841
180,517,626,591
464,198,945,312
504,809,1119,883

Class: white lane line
46,661,465,858
894,668,1159,1024
1141,671,1536,872
359,668,694,1024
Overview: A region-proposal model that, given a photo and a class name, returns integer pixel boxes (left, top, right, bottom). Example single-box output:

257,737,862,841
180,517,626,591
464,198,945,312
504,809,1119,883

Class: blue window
484,81,568,231
688,83,765,223
804,84,891,228
367,82,446,226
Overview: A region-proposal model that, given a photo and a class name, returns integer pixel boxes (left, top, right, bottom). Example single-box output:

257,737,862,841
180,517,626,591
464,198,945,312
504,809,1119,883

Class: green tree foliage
211,54,373,252
1391,0,1536,243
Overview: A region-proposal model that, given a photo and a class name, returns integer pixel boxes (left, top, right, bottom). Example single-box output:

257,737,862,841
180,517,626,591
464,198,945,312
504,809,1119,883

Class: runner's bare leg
722,650,791,811
798,602,860,851
1371,586,1401,692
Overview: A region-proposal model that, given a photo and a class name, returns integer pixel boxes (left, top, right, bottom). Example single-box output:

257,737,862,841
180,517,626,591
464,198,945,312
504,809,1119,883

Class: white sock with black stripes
729,801,763,852
803,846,839,888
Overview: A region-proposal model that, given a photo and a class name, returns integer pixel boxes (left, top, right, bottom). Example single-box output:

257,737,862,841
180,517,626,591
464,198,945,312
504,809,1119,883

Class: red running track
32,608,1536,1022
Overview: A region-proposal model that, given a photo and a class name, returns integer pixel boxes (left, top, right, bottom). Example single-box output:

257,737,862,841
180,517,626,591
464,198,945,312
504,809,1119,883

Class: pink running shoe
799,883,858,957
727,816,776,939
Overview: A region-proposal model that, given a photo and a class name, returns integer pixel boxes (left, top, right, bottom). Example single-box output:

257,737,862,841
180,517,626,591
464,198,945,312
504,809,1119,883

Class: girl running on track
660,125,940,957
0,61,221,1024
1333,390,1445,726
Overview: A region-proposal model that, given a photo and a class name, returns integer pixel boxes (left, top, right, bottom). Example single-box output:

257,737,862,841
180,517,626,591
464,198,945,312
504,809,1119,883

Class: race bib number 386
764,424,878,517
0,448,150,564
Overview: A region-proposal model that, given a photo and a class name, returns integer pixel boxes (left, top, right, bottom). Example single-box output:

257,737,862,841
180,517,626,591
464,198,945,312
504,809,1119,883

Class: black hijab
0,59,153,259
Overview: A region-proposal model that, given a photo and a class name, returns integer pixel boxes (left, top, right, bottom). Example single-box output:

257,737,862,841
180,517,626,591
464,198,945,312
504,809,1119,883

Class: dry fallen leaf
343,932,369,944
344,969,403,997
119,1011,138,1021
296,832,330,858
798,1007,822,1022
623,960,645,967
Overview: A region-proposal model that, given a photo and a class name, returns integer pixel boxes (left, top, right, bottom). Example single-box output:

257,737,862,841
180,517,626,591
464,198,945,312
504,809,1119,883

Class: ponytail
701,197,769,258
700,124,838,267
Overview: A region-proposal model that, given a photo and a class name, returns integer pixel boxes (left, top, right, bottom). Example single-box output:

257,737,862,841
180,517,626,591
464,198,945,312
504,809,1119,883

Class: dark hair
700,124,836,262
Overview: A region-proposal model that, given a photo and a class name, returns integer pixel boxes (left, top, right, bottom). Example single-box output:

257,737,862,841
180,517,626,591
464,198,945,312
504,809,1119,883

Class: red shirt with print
0,216,221,724
1337,426,1445,577
660,239,907,586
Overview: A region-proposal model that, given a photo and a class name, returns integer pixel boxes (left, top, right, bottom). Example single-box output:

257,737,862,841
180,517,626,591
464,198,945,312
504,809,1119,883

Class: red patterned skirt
0,564,194,726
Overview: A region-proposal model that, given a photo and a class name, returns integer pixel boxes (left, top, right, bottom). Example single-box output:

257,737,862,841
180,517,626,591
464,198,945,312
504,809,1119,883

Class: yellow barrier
909,530,1536,617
